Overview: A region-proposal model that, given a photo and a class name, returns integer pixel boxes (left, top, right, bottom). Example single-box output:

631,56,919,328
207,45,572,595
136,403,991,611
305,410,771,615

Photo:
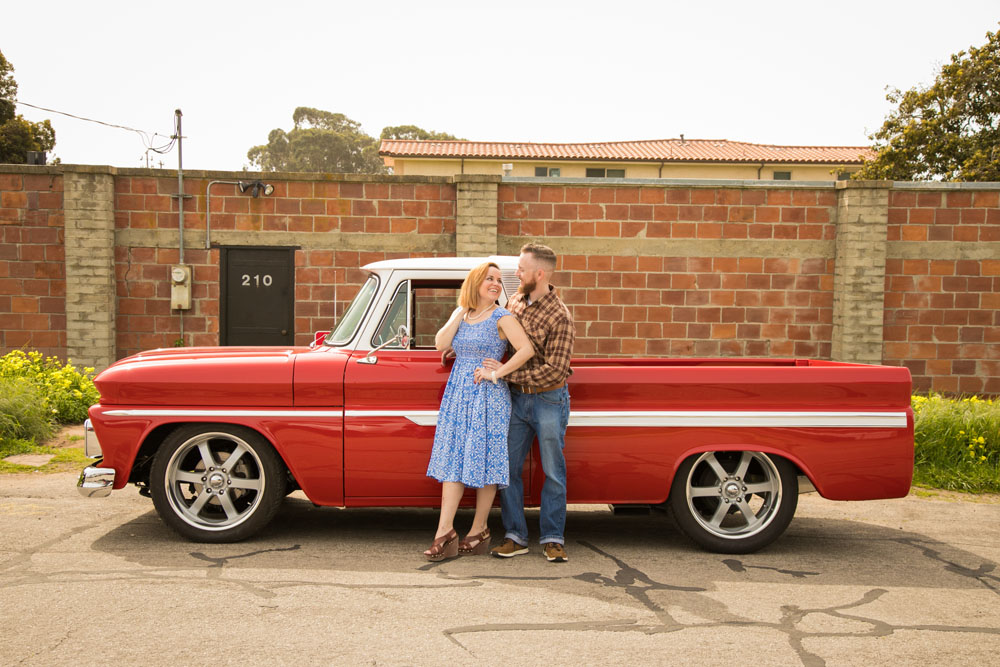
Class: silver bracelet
491,370,498,384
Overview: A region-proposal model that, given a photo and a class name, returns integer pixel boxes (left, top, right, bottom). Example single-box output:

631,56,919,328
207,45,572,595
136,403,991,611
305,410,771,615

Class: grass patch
0,438,41,459
913,394,999,494
0,439,91,474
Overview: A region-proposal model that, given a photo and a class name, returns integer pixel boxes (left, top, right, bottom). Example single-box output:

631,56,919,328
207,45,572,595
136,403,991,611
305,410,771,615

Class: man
484,243,575,562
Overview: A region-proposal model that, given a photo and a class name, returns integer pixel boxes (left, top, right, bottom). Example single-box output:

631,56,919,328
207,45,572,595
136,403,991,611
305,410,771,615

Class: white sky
2,1,998,172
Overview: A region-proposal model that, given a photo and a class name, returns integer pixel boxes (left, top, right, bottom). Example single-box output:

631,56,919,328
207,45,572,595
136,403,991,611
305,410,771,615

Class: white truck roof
362,256,519,272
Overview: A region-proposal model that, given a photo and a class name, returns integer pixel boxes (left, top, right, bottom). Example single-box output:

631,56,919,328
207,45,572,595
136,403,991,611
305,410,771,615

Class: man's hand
481,358,501,372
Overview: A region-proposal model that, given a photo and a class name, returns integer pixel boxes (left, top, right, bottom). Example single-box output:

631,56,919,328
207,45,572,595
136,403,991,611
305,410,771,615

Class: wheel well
127,422,299,491
128,423,176,486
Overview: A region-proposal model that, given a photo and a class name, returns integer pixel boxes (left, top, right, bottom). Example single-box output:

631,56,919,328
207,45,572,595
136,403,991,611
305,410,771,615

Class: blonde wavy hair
458,262,501,310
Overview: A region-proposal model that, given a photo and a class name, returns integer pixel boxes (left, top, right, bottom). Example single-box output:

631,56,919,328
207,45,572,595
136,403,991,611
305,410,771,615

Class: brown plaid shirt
505,285,575,387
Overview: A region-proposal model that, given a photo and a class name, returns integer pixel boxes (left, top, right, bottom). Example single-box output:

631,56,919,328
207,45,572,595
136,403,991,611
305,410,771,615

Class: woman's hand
474,361,498,384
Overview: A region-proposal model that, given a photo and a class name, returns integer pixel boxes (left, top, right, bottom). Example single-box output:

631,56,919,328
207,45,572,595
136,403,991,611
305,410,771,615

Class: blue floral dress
427,307,512,489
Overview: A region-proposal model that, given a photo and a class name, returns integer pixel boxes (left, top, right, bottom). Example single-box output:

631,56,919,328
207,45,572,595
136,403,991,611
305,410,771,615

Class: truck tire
670,450,798,554
150,424,286,543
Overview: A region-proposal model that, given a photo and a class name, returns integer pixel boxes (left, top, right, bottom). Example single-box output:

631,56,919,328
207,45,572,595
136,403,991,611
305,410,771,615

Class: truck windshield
327,275,378,346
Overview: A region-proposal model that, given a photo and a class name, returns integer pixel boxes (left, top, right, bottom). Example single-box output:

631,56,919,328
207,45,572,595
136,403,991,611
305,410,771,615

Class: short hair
458,261,500,310
520,242,557,272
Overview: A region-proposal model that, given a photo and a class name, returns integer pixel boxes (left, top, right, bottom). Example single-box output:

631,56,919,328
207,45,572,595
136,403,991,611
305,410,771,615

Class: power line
5,98,178,157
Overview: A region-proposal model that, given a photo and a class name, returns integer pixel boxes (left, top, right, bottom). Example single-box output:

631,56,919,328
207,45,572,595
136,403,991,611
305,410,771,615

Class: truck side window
372,282,410,348
412,286,461,348
373,281,463,349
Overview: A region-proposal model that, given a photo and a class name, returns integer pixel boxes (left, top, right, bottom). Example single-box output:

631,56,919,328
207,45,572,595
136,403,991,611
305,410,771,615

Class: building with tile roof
379,138,873,181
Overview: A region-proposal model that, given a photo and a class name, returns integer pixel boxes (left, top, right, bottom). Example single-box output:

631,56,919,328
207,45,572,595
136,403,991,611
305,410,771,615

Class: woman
424,262,534,561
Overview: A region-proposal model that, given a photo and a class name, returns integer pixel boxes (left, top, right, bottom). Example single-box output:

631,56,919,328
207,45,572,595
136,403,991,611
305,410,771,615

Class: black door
220,247,295,346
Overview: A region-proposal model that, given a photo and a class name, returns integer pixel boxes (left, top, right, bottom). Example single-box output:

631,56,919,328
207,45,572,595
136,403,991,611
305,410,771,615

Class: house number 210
241,274,273,287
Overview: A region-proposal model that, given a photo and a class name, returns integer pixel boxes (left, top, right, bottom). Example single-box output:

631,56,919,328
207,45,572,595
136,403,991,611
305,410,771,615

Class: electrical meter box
170,264,192,310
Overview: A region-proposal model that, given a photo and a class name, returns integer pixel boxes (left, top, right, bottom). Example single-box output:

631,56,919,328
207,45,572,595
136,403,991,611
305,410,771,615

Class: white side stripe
101,409,908,429
346,410,440,425
346,410,908,429
104,409,342,418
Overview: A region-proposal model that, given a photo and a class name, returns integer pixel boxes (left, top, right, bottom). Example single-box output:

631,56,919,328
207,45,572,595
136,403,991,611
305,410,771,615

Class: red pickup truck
79,256,914,553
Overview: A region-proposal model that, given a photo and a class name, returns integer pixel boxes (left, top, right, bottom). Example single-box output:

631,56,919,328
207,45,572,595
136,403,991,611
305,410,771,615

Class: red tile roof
379,138,873,164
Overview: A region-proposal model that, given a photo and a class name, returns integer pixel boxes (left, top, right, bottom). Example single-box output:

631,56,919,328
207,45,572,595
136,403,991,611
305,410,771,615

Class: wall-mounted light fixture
205,179,277,248
237,180,275,198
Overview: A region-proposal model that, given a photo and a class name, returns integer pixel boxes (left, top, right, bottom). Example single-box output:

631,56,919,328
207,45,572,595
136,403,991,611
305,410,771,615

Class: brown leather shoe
490,538,529,558
543,542,567,562
424,529,458,561
459,528,491,555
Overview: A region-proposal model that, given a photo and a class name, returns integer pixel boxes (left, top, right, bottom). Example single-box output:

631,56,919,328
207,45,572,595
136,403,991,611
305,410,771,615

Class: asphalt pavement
2,472,999,666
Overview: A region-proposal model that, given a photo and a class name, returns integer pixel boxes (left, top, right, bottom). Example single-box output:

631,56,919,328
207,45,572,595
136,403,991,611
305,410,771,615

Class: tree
856,26,1000,181
0,50,56,164
380,125,462,141
246,107,385,174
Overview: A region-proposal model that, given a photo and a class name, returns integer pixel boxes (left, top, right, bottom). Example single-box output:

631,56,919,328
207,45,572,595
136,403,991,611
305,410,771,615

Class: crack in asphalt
0,519,107,573
16,629,73,665
440,540,1000,664
190,544,303,568
894,537,1000,596
6,497,1000,664
1,542,480,602
722,558,820,578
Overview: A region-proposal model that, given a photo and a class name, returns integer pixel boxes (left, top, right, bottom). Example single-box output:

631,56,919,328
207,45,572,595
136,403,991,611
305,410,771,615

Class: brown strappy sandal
458,528,491,556
424,529,459,561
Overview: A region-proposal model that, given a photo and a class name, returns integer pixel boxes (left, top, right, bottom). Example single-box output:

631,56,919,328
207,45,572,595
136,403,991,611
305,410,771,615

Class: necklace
465,306,495,323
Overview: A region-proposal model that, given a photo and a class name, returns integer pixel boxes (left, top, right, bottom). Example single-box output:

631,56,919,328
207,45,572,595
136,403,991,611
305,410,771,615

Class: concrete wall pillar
831,180,892,364
63,167,116,371
454,175,500,257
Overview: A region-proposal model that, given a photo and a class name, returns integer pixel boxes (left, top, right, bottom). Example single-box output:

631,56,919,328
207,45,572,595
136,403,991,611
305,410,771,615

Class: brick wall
498,184,837,357
112,173,455,357
0,170,65,357
885,189,1000,394
2,165,998,395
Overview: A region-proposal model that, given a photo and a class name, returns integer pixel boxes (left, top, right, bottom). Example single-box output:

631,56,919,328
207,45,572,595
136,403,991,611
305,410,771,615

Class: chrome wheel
671,450,798,553
151,425,286,542
164,432,265,531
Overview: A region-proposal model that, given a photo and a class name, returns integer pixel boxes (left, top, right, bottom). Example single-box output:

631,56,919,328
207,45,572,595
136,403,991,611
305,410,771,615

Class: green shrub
0,377,54,443
0,350,99,424
912,394,1000,493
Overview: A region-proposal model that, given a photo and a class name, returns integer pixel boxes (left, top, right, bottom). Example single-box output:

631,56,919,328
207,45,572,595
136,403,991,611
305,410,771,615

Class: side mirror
310,330,330,349
357,325,410,365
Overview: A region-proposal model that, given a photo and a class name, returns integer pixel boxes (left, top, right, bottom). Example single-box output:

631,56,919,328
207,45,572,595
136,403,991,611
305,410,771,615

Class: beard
518,279,537,296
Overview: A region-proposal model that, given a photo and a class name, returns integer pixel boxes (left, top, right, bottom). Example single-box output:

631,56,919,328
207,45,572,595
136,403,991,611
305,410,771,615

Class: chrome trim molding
77,466,116,498
566,411,909,428
346,410,439,426
345,410,908,429
84,418,102,459
100,408,906,429
103,409,344,418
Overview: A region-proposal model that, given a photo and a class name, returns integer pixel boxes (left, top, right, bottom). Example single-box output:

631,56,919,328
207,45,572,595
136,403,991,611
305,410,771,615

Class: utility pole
175,109,185,264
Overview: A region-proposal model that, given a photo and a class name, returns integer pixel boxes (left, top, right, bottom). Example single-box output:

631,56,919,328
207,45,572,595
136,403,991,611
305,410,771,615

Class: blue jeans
499,385,570,546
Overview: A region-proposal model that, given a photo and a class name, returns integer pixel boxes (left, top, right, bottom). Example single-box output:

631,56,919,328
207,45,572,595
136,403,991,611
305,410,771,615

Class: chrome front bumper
84,419,102,458
78,466,115,498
